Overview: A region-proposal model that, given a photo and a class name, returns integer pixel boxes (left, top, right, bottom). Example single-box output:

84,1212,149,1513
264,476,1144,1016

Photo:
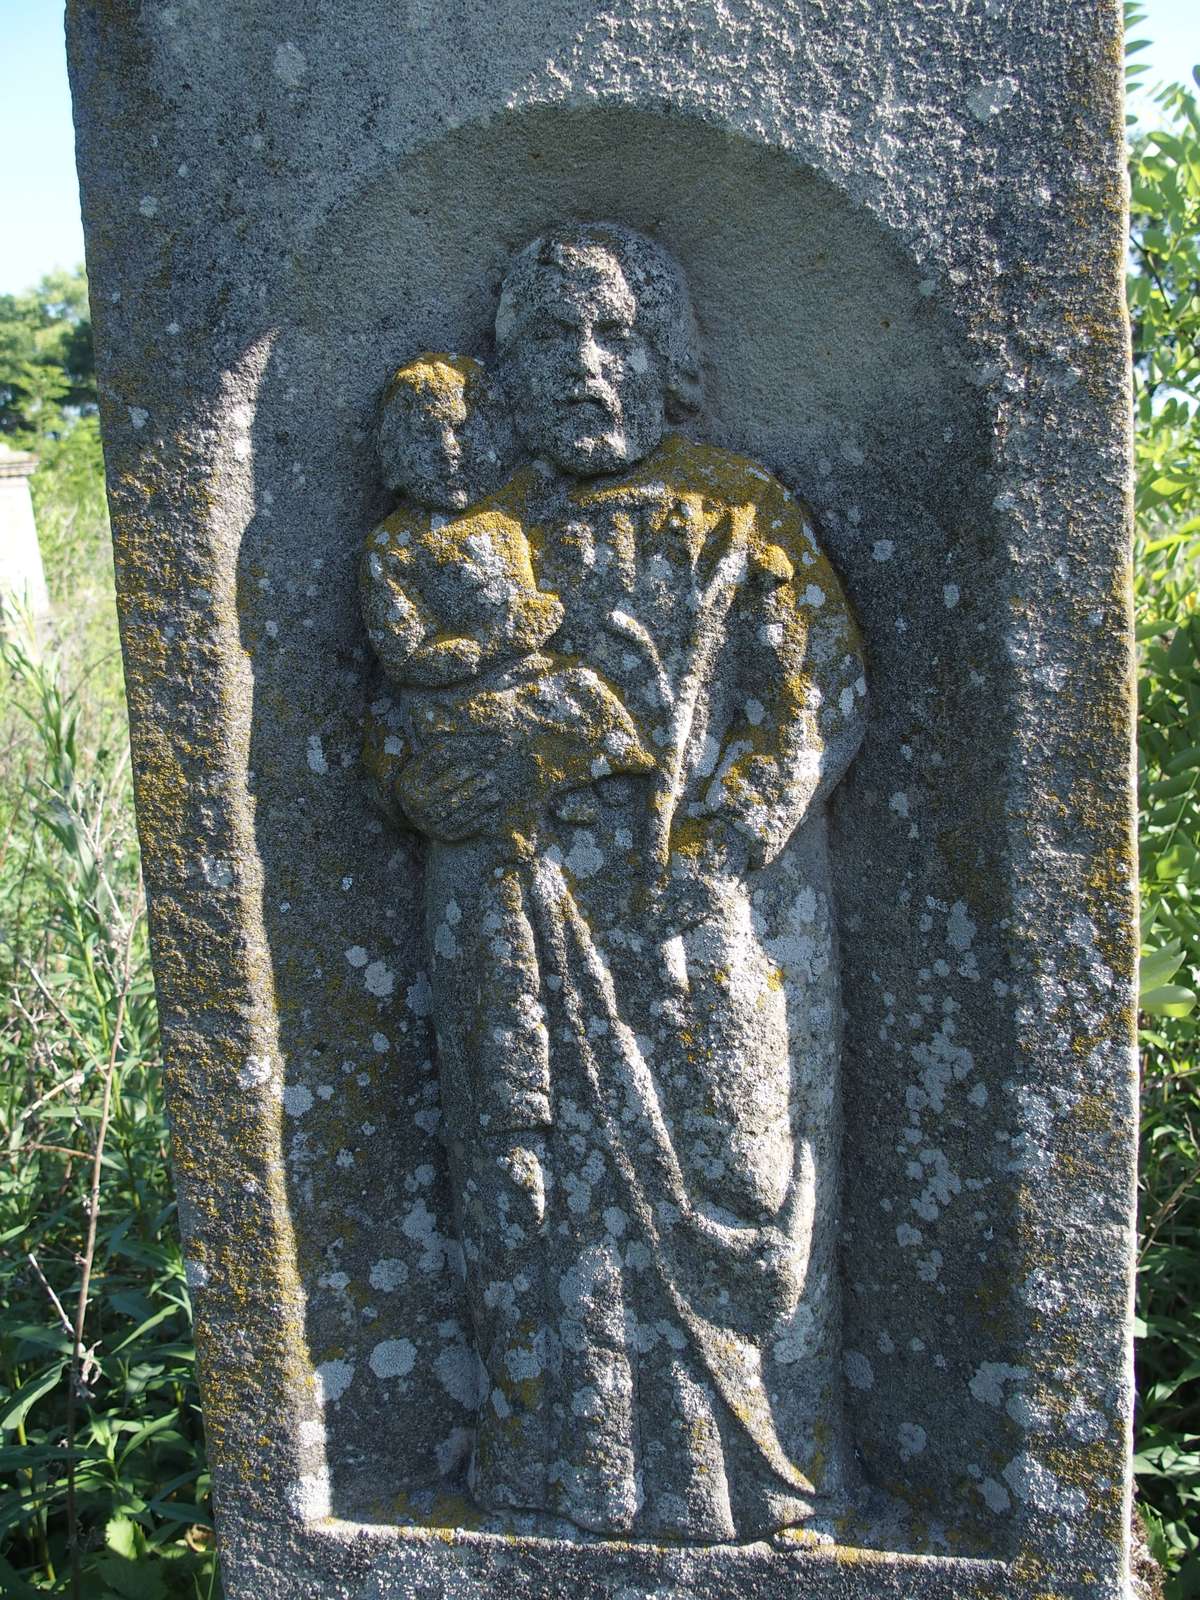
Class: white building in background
0,440,49,619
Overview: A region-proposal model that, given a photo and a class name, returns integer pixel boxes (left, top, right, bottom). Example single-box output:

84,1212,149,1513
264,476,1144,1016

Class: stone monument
0,440,49,621
68,3,1138,1597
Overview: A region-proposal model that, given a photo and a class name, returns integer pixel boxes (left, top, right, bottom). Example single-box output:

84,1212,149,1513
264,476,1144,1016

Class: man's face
501,255,666,476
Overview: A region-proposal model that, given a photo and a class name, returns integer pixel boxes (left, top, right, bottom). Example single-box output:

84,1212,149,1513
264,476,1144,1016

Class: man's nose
437,426,461,462
565,330,604,379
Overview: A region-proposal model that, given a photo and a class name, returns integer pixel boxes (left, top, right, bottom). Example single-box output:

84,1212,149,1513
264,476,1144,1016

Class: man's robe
363,434,866,1540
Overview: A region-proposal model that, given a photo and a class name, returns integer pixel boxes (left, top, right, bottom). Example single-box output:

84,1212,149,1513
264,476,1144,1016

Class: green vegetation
1127,39,1200,1593
0,271,218,1598
0,33,1198,1595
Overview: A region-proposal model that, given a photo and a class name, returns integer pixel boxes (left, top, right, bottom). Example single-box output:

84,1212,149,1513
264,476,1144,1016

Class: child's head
376,353,517,511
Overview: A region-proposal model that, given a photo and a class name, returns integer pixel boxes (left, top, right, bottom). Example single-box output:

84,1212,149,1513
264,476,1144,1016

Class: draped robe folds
364,434,867,1542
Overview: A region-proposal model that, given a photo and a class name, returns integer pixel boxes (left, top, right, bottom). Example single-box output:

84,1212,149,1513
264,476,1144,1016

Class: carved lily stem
647,539,748,878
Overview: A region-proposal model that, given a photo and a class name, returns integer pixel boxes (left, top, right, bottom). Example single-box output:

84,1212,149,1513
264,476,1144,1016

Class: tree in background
0,268,107,608
0,267,95,438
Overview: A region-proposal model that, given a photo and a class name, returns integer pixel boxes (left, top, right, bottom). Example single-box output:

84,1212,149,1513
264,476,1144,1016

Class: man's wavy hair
495,223,703,422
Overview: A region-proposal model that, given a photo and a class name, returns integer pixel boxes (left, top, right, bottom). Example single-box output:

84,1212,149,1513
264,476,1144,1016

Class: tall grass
1136,516,1200,1586
1134,532,1200,1590
0,443,218,1597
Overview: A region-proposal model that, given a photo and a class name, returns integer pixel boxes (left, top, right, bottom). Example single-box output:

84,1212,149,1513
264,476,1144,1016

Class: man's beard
541,401,662,476
560,419,632,472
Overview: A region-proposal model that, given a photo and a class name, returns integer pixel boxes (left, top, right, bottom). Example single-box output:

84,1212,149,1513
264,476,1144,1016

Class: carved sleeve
701,482,866,867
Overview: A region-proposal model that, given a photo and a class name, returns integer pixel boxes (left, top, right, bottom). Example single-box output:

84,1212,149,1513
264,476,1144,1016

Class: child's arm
360,522,434,686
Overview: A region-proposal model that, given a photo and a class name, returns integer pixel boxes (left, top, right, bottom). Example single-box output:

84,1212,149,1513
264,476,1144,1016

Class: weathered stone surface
68,1,1137,1596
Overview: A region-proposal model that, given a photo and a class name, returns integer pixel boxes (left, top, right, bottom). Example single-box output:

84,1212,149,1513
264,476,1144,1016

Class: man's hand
648,816,753,931
397,739,504,842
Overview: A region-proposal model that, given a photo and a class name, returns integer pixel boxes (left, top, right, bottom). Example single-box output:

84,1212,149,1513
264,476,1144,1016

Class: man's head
376,353,517,511
496,224,701,477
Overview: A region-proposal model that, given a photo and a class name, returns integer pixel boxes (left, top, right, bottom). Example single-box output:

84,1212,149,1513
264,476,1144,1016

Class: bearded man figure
369,223,867,1541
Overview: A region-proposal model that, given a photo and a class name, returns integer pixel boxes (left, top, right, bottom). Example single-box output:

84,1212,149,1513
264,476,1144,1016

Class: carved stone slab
68,2,1136,1596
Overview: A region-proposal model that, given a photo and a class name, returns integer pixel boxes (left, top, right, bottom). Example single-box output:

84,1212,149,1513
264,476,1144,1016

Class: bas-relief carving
358,225,867,1543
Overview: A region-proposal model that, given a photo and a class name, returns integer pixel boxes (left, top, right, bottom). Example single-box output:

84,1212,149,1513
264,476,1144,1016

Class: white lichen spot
314,1358,354,1405
283,1084,314,1117
565,831,604,878
943,583,961,609
873,540,895,562
138,195,158,218
435,1344,486,1408
980,1478,1011,1513
364,960,394,998
185,1259,209,1291
897,1422,927,1460
803,584,826,608
238,1054,272,1089
843,1350,874,1390
572,1385,602,1417
345,946,368,968
1002,1450,1085,1515
200,855,233,888
286,1470,331,1519
296,1417,325,1449
603,1206,628,1238
369,1258,408,1292
306,734,328,774
969,1362,1029,1407
967,76,1019,121
273,40,307,87
369,1338,416,1379
889,791,910,820
505,1345,543,1381
773,1307,815,1365
128,406,149,430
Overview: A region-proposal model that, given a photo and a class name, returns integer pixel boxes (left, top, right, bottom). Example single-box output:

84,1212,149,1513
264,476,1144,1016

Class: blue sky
1,0,1197,296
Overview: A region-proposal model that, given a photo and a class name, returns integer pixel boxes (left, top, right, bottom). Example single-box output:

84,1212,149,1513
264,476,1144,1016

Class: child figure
359,355,654,1508
361,353,654,854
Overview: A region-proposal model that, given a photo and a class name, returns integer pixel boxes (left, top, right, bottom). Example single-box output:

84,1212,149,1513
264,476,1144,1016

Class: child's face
379,376,516,512
380,386,473,511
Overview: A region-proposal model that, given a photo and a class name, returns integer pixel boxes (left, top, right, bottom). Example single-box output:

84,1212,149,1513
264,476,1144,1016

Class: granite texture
67,0,1136,1595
